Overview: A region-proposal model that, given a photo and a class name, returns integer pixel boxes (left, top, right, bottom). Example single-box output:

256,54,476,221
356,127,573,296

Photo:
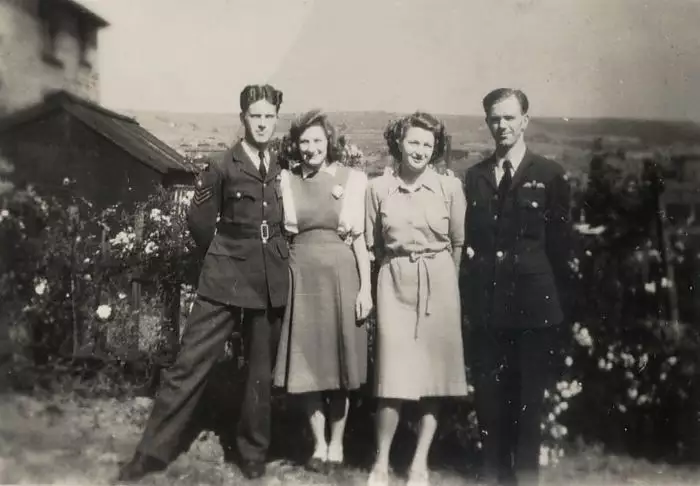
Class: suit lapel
231,141,263,181
265,152,281,183
509,149,535,191
474,156,498,193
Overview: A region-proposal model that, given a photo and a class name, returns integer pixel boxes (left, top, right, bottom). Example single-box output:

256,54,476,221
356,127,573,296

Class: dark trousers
136,296,282,464
468,326,558,486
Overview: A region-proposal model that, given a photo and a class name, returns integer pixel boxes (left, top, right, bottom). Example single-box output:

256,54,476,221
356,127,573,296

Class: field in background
125,109,700,181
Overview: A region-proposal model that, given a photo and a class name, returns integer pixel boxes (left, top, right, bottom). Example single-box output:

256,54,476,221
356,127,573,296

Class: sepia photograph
1,0,699,484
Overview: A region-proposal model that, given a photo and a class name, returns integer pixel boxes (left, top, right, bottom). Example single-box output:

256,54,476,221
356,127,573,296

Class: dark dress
273,164,368,393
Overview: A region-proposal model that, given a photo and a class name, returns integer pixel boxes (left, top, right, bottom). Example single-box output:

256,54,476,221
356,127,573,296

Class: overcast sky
82,0,700,120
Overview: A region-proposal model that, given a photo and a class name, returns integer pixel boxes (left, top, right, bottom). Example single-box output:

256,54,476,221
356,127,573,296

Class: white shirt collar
494,137,527,172
301,161,337,179
241,140,268,170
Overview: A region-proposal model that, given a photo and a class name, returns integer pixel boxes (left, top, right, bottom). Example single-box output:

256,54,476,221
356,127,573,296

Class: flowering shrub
555,156,700,461
0,182,199,365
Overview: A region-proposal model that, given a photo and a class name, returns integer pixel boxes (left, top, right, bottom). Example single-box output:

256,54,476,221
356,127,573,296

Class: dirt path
0,392,698,485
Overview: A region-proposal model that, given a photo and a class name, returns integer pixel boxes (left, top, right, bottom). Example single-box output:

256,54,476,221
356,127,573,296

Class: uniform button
494,215,498,221
263,183,267,188
496,250,504,258
236,191,242,198
263,201,268,207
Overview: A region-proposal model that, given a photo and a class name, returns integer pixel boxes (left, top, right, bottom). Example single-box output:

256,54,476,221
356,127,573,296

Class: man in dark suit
117,84,289,482
460,88,571,486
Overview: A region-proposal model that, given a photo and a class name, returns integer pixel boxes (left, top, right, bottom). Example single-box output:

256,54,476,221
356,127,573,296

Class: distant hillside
124,109,700,178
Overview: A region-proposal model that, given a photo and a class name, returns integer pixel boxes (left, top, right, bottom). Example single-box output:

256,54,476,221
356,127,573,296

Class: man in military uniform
460,88,572,486
117,84,288,481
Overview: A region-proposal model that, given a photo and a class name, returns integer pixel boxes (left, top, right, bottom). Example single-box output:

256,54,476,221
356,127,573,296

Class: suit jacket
460,149,572,329
187,141,289,309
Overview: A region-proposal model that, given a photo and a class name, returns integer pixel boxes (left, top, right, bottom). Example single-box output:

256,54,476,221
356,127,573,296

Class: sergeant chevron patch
192,186,214,205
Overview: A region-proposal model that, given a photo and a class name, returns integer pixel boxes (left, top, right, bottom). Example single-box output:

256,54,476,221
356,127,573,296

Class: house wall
0,113,164,211
0,0,100,115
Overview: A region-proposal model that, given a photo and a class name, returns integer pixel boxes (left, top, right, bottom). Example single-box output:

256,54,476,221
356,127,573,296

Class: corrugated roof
0,90,196,175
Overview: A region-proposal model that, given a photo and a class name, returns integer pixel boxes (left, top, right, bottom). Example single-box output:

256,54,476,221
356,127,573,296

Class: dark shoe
239,460,266,479
115,452,167,483
304,456,327,474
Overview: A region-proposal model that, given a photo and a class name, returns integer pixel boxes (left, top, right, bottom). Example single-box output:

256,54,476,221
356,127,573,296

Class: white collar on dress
300,161,338,179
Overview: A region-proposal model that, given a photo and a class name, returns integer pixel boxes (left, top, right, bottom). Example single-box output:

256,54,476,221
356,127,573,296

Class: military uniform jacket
187,141,289,309
460,150,572,329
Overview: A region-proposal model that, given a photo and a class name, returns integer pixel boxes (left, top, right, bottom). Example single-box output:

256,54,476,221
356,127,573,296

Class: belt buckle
260,220,270,244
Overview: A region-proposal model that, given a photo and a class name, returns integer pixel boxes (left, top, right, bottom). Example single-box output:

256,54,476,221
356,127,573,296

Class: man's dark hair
240,84,283,113
482,88,529,114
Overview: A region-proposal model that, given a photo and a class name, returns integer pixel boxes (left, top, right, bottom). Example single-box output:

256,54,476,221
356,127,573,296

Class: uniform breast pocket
223,186,256,215
517,190,546,237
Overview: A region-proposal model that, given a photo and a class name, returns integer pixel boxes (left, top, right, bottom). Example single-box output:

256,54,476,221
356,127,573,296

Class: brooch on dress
331,184,344,199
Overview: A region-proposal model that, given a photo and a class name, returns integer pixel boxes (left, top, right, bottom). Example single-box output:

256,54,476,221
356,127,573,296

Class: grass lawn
0,392,698,485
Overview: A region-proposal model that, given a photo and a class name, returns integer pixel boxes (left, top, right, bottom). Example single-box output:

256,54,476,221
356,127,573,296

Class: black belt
216,221,281,243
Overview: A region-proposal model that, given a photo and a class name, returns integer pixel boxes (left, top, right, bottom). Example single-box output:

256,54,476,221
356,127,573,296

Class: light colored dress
273,163,368,393
366,166,468,399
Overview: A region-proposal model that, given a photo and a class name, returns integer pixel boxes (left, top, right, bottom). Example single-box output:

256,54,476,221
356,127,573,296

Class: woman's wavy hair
279,109,342,169
384,112,447,164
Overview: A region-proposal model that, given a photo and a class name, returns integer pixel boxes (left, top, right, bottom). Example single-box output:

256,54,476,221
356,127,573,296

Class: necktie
498,159,513,196
258,150,267,179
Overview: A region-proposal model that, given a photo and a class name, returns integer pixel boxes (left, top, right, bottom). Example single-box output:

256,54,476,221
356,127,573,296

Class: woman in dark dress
273,110,373,471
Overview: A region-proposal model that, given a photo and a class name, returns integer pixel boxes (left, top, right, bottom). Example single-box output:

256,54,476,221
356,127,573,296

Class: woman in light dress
365,112,469,486
273,110,373,472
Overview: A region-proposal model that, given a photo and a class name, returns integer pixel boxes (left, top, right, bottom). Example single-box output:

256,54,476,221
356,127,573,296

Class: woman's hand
355,286,374,321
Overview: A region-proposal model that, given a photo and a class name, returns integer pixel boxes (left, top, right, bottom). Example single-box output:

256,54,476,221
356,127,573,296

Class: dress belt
385,248,447,339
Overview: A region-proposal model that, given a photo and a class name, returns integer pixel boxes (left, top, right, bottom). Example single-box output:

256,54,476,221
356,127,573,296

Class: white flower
539,447,550,467
564,356,573,367
144,241,158,255
598,358,607,369
34,278,48,296
150,208,162,221
559,401,569,411
667,356,678,366
0,209,8,222
466,246,475,259
644,281,657,294
628,388,639,400
62,177,71,185
118,292,127,300
96,304,112,320
661,277,672,288
660,372,667,381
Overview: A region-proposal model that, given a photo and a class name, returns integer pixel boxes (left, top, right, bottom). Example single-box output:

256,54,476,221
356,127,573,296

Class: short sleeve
279,169,299,234
447,175,466,248
338,169,368,238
